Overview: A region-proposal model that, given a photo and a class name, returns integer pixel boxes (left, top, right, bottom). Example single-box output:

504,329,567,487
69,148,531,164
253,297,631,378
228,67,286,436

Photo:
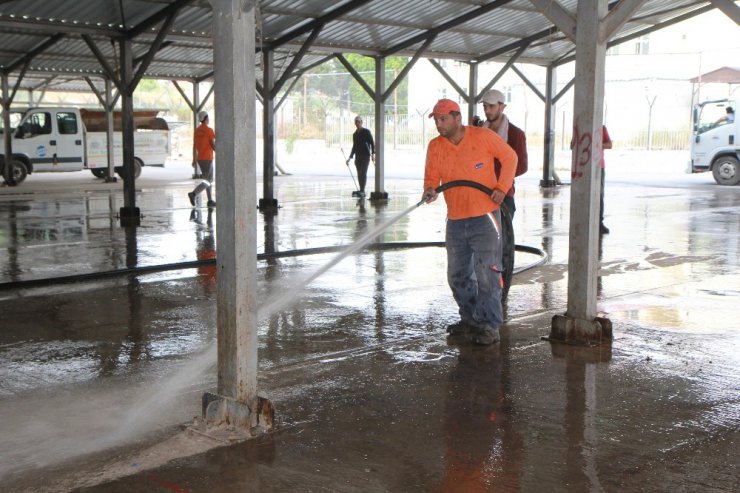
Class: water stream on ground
2,200,425,478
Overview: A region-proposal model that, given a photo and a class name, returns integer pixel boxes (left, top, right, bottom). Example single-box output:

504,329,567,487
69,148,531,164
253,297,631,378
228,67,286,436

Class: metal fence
264,107,692,152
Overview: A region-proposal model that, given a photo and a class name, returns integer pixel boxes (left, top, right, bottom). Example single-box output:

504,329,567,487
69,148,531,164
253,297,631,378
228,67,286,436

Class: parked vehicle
688,99,739,185
0,107,170,185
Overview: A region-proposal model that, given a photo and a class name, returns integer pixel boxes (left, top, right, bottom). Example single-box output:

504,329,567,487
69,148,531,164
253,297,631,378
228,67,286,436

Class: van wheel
115,158,143,179
3,160,28,186
91,169,108,179
712,156,740,186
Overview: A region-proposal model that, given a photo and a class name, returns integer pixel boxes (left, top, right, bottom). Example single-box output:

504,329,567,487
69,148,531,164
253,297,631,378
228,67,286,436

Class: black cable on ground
1,181,546,291
0,242,547,291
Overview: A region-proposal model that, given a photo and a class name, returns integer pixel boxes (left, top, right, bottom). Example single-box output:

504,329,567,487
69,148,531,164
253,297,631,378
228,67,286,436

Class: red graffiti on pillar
571,123,592,180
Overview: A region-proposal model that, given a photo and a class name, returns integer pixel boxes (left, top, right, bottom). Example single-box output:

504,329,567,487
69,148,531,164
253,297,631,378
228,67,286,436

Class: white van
0,107,170,184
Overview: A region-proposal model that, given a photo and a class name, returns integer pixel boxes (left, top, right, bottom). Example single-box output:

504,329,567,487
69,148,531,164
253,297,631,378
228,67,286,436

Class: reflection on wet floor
0,175,739,491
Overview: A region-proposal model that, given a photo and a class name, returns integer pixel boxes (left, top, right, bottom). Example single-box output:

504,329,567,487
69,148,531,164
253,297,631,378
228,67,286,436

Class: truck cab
1,107,170,185
689,99,739,185
1,108,86,182
14,108,86,173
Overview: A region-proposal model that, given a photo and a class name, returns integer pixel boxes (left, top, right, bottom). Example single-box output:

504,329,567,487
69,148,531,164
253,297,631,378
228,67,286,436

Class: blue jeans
445,211,504,330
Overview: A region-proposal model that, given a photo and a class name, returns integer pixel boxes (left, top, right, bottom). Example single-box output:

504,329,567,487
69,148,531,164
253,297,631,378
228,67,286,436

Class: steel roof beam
554,3,715,66
476,44,527,99
126,0,194,39
6,33,65,72
336,54,375,98
270,23,324,98
266,0,371,50
511,64,545,102
382,0,515,57
528,0,576,42
428,59,467,99
383,35,436,101
710,0,740,25
600,0,649,42
82,34,124,93
477,27,557,63
0,18,121,37
129,8,179,90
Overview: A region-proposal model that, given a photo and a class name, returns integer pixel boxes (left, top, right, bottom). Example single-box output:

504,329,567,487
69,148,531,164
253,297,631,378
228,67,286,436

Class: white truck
688,98,739,185
0,107,170,184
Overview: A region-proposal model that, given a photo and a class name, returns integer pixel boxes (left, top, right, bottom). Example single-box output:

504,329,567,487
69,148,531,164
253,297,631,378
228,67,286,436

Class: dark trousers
446,212,504,330
600,167,606,224
354,155,370,192
500,195,516,302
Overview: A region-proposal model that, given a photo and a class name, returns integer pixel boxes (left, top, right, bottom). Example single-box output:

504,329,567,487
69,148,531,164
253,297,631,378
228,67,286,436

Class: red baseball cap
428,98,461,118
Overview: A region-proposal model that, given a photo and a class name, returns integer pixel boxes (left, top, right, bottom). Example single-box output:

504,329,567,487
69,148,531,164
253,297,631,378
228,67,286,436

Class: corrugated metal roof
0,0,717,96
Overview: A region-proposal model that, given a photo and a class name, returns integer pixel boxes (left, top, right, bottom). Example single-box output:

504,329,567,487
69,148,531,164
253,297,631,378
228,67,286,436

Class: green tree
344,54,409,116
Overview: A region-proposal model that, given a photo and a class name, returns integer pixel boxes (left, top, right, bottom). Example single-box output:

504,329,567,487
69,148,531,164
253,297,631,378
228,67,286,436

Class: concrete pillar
371,56,388,201
206,0,273,432
550,0,612,344
259,49,278,210
541,64,558,187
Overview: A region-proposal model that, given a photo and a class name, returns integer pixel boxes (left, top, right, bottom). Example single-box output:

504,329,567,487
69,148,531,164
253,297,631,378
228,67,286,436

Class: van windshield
696,102,733,134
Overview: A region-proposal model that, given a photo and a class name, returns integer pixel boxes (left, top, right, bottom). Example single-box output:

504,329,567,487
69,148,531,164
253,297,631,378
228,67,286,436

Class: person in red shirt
188,111,216,208
423,98,518,345
477,89,528,303
599,125,612,234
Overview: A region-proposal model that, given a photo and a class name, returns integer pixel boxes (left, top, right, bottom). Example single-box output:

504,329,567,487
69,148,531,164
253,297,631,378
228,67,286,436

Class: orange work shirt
194,123,215,161
424,126,518,220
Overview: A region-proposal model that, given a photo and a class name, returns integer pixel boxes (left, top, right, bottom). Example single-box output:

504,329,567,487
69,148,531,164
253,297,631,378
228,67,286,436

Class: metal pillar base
545,314,613,346
119,206,141,227
369,191,389,201
258,198,279,212
104,176,117,183
540,178,558,188
202,391,274,435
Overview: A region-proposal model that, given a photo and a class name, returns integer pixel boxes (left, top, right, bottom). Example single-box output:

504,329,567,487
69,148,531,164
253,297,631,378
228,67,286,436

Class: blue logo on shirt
474,162,483,169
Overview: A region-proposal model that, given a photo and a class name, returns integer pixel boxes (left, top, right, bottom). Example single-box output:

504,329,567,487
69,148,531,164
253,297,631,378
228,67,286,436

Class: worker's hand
421,187,438,204
345,158,350,165
491,189,505,205
371,153,376,163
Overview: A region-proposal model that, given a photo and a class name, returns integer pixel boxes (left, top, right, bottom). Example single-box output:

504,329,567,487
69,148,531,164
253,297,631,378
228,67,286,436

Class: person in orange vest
188,111,216,208
423,98,518,345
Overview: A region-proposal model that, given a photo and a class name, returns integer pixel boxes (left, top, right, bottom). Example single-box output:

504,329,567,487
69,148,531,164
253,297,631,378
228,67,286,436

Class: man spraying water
422,99,518,345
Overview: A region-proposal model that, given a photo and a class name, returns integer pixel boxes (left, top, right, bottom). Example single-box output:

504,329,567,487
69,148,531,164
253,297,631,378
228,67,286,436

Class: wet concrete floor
0,164,738,492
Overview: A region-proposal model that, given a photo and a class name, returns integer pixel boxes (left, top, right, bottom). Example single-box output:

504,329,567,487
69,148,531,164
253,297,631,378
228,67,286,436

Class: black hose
434,179,493,196
0,241,547,291
0,180,545,291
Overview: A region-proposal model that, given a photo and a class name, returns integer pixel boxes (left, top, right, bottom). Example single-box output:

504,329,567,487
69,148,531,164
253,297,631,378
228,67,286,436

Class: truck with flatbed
0,107,170,185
